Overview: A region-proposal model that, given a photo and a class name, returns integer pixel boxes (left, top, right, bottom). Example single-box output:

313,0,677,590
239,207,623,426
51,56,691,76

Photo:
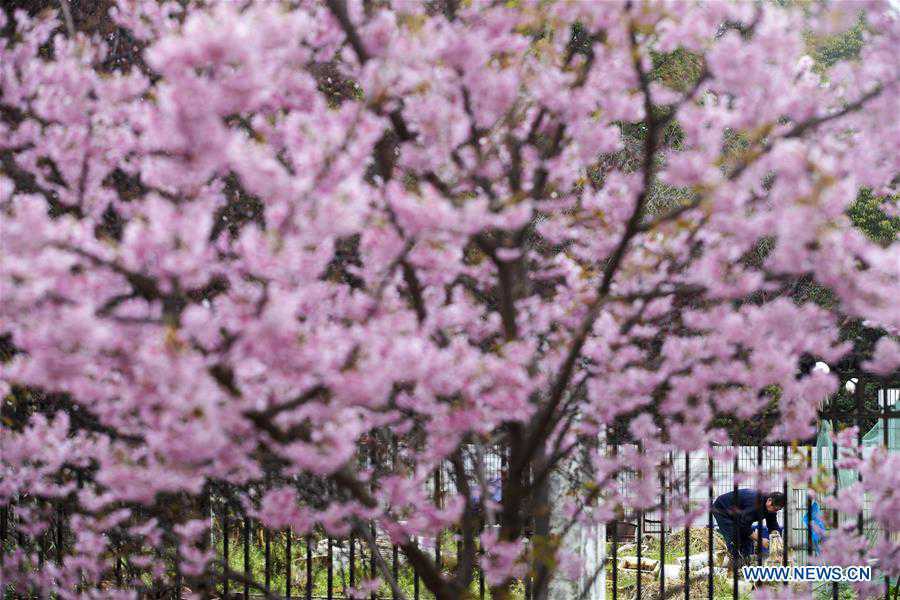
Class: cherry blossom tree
1,1,899,598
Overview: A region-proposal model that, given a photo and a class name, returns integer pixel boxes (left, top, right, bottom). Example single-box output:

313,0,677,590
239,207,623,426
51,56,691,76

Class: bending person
712,489,785,567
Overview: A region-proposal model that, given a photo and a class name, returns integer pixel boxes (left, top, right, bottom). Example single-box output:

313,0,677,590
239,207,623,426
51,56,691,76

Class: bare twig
59,0,76,38
354,520,410,600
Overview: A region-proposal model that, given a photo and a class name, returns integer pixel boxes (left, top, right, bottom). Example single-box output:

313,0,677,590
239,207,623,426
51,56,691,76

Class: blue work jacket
713,489,781,535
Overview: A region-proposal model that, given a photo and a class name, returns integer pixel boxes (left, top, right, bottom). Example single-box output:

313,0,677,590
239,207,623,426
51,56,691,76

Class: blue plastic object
802,500,826,555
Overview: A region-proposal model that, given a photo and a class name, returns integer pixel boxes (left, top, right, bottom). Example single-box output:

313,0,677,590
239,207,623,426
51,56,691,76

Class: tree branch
354,519,410,600
506,11,661,505
329,467,463,600
726,83,888,183
449,449,478,590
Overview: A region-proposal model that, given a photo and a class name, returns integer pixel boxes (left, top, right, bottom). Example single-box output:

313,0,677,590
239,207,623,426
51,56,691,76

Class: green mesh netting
814,408,899,545
861,414,900,449
817,413,900,490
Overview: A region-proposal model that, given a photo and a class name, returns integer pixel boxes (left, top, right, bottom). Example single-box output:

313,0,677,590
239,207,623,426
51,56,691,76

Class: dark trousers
713,512,765,564
713,512,739,555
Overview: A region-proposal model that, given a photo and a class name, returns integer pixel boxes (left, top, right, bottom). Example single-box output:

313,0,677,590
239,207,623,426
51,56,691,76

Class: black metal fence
2,381,898,599
605,380,899,600
209,509,475,599
1,486,492,599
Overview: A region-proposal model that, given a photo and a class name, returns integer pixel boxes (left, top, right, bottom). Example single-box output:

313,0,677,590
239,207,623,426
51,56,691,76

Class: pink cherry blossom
1,1,898,598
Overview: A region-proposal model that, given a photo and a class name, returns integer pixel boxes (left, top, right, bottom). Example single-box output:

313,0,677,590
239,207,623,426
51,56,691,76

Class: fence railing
3,384,898,599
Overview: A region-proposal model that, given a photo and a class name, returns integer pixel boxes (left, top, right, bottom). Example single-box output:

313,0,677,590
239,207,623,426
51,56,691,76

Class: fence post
305,534,313,600
806,446,812,567
782,443,789,576
201,488,210,599
731,452,738,600
243,516,250,600
756,444,763,567
350,536,356,596
328,537,334,599
707,453,713,600
659,454,666,600
684,450,690,600
370,525,377,600
285,529,292,600
56,502,64,566
637,442,643,600
831,405,839,600
855,376,864,542
434,467,442,570
39,510,46,568
264,526,271,594
636,502,643,600
223,512,230,598
414,555,419,600
611,439,619,600
1,504,6,569
479,541,485,600
883,387,891,600
392,434,400,600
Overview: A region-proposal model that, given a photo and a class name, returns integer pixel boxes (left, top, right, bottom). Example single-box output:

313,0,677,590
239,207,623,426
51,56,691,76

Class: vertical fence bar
202,489,210,598
223,512,230,598
660,454,666,600
350,536,356,595
434,463,443,600
479,541,485,600
328,537,334,599
285,529,292,600
414,553,420,600
636,440,644,600
305,535,313,600
495,443,507,600
732,452,738,600
56,502,63,565
434,467,442,570
370,525,377,600
831,408,839,600
243,516,250,600
75,471,82,594
883,387,891,600
391,433,400,600
782,443,789,576
456,535,462,587
707,453,713,600
684,451,690,600
16,511,24,551
855,376,864,538
806,446,812,567
612,438,619,600
610,516,618,600
368,439,378,600
1,504,7,569
756,444,763,566
39,516,46,568
637,503,643,600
